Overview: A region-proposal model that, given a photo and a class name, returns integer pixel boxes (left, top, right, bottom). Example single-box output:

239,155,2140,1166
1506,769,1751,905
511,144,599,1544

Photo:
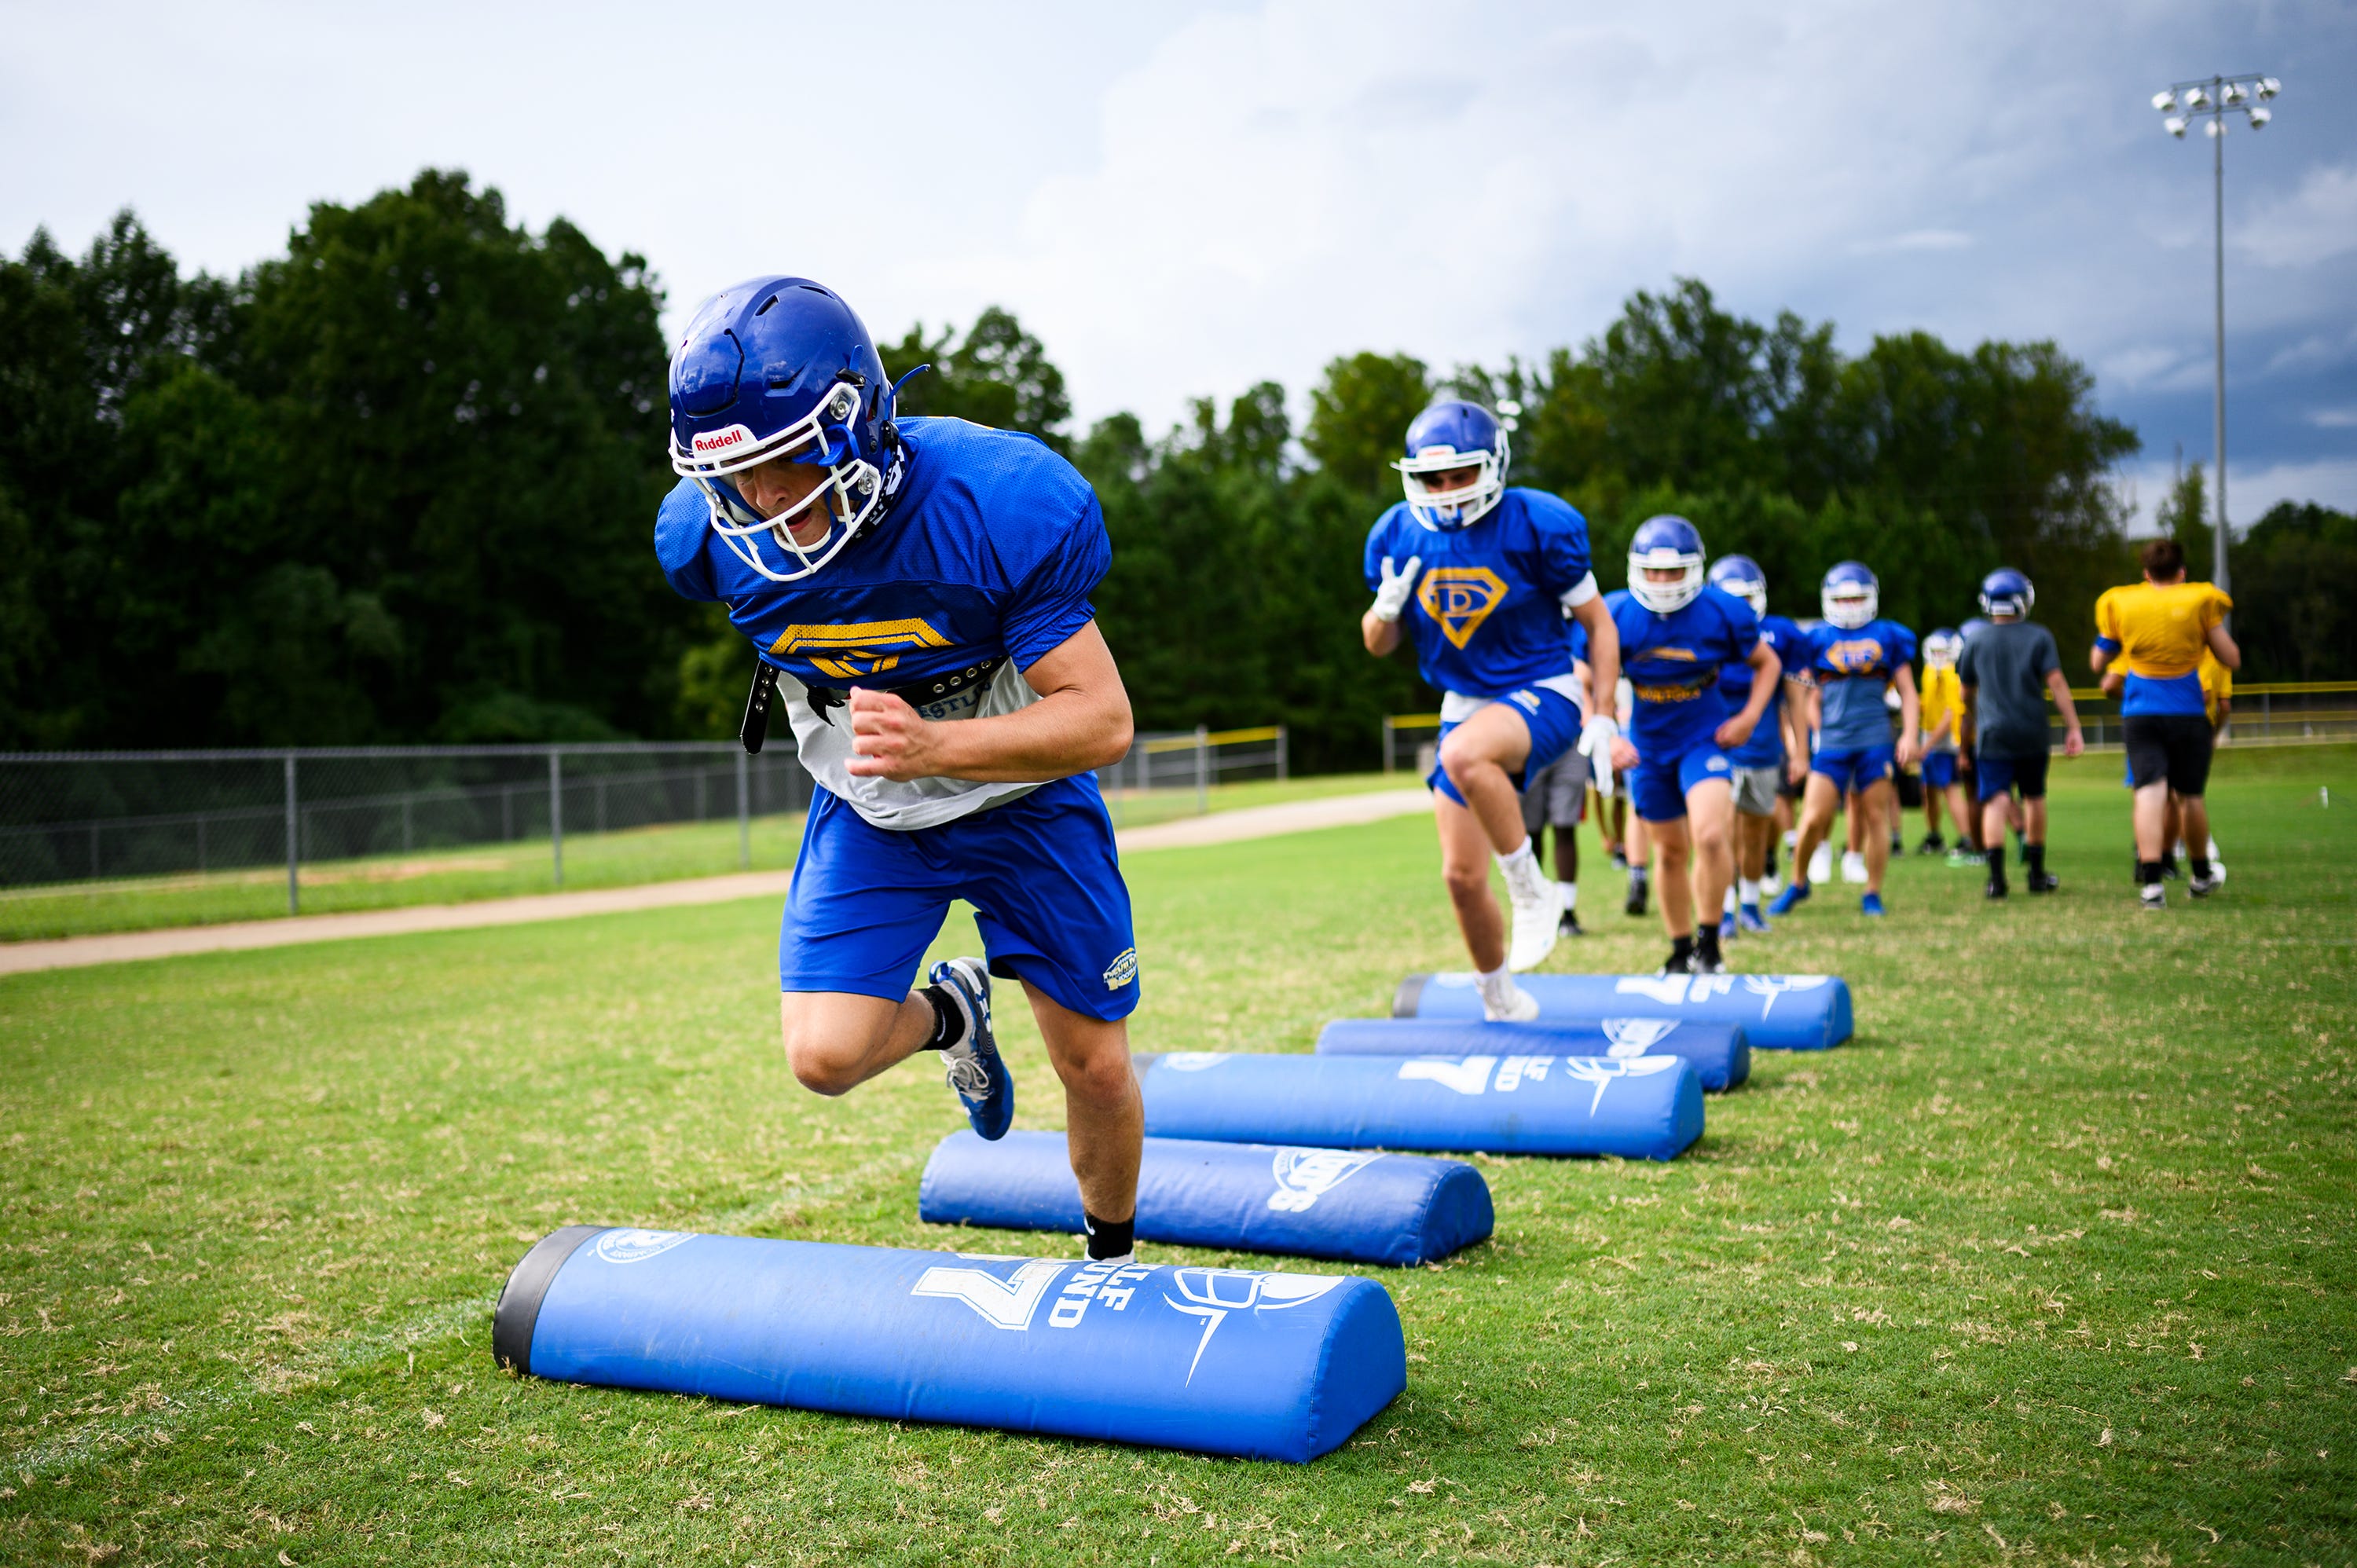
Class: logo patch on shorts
1103,947,1139,990
1706,754,1729,772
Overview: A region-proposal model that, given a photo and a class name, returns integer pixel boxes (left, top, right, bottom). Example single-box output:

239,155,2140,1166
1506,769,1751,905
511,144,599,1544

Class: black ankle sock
2025,842,2046,876
2137,860,2162,886
1763,845,1779,877
1924,833,1944,848
2190,857,2212,880
920,984,962,1050
1986,846,2006,872
2158,852,2179,875
1083,1212,1135,1262
1695,926,1721,963
1670,933,1695,965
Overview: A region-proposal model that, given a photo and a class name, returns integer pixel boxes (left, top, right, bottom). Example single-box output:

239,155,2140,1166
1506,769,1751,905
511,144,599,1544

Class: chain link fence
0,727,1290,918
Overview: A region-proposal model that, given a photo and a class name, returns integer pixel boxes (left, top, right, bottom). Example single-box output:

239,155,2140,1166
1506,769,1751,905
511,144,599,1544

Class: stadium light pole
2151,71,2280,603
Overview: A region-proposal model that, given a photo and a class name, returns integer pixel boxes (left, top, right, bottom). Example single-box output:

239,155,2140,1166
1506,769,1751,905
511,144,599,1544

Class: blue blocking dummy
1136,1051,1703,1160
1393,971,1852,1051
1315,1017,1749,1092
494,1227,1403,1464
919,1130,1493,1267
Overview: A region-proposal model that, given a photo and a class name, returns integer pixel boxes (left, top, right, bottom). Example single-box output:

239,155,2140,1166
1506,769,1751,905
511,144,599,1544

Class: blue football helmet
1979,566,2034,617
1706,552,1767,617
1395,400,1509,530
1820,562,1879,629
1924,627,1963,665
1959,617,1992,643
1629,515,1707,613
667,276,911,582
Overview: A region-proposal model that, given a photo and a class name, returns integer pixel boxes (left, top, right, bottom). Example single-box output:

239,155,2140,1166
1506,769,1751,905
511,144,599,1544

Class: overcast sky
6,0,2352,528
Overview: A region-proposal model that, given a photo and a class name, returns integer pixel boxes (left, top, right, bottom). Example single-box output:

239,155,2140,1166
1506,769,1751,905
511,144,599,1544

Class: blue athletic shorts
1428,684,1583,808
1975,749,2050,803
1630,744,1734,823
1812,745,1896,796
780,775,1140,1023
1922,750,1957,789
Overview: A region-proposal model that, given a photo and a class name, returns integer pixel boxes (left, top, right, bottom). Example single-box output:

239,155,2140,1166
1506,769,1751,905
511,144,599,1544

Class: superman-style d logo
1417,568,1508,650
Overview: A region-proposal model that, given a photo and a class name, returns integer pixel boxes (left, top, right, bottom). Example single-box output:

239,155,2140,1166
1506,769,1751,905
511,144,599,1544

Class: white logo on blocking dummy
1266,1149,1381,1212
1600,1017,1679,1058
1563,1054,1682,1112
1162,1269,1344,1383
911,1258,1069,1330
1742,974,1830,1016
1399,1056,1497,1095
593,1229,695,1264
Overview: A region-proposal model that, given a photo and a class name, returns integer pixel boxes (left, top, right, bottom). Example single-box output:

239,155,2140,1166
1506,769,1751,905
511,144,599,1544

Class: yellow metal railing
1140,725,1283,755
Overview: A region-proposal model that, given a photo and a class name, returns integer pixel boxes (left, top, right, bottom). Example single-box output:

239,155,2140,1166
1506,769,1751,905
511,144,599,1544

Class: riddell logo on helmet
692,425,755,456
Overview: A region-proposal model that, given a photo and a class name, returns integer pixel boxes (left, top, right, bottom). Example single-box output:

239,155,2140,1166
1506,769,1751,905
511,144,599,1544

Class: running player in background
2091,538,2238,908
1703,555,1807,937
1770,563,1920,918
1915,628,1975,857
1363,400,1623,1015
1611,517,1780,974
1956,569,2083,899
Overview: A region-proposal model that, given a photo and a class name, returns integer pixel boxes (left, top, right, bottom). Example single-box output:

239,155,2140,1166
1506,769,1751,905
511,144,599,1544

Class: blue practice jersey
654,416,1108,830
1611,585,1762,758
1363,488,1596,701
1715,613,1802,767
1803,618,1918,751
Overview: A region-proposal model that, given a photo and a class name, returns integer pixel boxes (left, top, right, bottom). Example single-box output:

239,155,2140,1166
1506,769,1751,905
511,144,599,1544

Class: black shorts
2124,713,2214,796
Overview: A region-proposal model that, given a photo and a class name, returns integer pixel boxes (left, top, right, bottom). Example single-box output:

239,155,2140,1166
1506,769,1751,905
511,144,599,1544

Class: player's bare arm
1713,637,1780,751
848,622,1133,782
2045,667,2086,757
1569,594,1633,769
1892,663,1923,768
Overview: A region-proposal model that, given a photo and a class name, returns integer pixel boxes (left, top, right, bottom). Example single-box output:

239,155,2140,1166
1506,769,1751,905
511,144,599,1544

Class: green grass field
2,747,2351,1565
0,773,1397,943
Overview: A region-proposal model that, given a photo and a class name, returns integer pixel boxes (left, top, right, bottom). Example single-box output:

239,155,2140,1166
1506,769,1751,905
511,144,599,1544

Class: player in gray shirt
1955,568,2084,899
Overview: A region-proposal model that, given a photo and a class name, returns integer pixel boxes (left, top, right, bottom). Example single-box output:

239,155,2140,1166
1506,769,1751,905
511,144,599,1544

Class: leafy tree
2229,501,2357,682
1303,351,1431,499
881,306,1070,449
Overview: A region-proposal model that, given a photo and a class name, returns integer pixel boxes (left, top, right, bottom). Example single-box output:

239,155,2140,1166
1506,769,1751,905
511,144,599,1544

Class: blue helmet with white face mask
1706,553,1768,617
667,276,912,583
1978,566,2034,617
1820,561,1879,629
1395,400,1511,531
1628,515,1708,613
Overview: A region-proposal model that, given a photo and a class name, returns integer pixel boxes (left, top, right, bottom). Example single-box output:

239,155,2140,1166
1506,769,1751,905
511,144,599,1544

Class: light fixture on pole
2152,72,2280,605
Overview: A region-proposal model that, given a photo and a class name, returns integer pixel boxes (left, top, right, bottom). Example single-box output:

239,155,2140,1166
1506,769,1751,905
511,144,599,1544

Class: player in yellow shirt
2090,538,2240,907
1912,628,1976,857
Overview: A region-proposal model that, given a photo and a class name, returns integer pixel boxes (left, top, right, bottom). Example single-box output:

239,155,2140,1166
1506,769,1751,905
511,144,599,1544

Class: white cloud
2312,406,2357,428
2234,161,2357,268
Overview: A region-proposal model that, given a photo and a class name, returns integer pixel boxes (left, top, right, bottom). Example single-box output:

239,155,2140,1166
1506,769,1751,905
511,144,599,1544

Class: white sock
1495,838,1536,874
2207,837,2221,859
1558,880,1578,910
1739,877,1761,903
1475,964,1516,1003
1722,887,1738,915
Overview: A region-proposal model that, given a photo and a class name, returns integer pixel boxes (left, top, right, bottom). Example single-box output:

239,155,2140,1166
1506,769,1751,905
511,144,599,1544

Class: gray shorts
1520,746,1593,833
1731,764,1783,816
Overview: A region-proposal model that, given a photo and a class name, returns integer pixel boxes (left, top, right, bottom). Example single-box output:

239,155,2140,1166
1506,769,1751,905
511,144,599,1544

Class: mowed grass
0,772,1396,943
0,746,2350,1566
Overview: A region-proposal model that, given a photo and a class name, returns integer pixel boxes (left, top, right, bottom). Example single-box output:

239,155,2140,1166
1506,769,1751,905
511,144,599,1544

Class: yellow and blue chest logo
769,618,954,681
1824,637,1889,676
1417,567,1508,650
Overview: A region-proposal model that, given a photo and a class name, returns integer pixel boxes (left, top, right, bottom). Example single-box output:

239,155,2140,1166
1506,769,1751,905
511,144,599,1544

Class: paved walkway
0,788,1431,976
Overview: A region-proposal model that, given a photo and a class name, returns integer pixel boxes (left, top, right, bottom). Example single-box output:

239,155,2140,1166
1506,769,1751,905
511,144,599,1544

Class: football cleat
1559,908,1585,937
1504,859,1561,973
1690,947,1728,976
2139,883,2167,911
1915,836,1946,855
1768,882,1811,916
1860,892,1887,917
930,957,1012,1141
1947,847,1982,868
1479,974,1541,1022
1655,948,1696,977
1809,842,1834,885
1736,902,1771,934
1717,911,1738,942
1625,872,1649,918
2187,872,2221,898
1839,850,1868,884
1985,878,2008,900
1757,870,1783,898
2027,872,2060,894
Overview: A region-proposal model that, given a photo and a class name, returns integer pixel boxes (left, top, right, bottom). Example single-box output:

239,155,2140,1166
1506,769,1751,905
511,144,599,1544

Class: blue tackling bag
1392,971,1852,1050
919,1130,1493,1267
494,1228,1403,1464
1315,1017,1748,1091
1136,1051,1703,1160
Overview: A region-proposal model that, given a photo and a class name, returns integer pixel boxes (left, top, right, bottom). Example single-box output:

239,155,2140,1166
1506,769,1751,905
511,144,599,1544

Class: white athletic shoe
1479,976,1541,1022
1504,861,1562,973
1839,850,1868,885
1758,870,1783,899
1809,842,1833,885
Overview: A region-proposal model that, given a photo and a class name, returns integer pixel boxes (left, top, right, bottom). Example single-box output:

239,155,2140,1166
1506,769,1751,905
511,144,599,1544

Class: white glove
1579,714,1619,799
1370,555,1423,622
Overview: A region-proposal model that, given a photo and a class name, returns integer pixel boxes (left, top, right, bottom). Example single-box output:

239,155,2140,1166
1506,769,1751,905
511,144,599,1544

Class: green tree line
8,171,2348,767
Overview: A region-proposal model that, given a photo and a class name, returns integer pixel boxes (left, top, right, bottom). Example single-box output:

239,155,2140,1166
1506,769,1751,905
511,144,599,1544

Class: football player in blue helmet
1706,555,1809,937
1978,566,2033,619
1769,562,1921,918
657,276,1146,1267
1605,518,1781,974
1364,398,1625,1016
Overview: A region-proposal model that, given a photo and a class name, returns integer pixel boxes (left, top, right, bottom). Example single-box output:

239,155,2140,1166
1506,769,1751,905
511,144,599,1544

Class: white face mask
673,383,887,582
1395,441,1508,531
